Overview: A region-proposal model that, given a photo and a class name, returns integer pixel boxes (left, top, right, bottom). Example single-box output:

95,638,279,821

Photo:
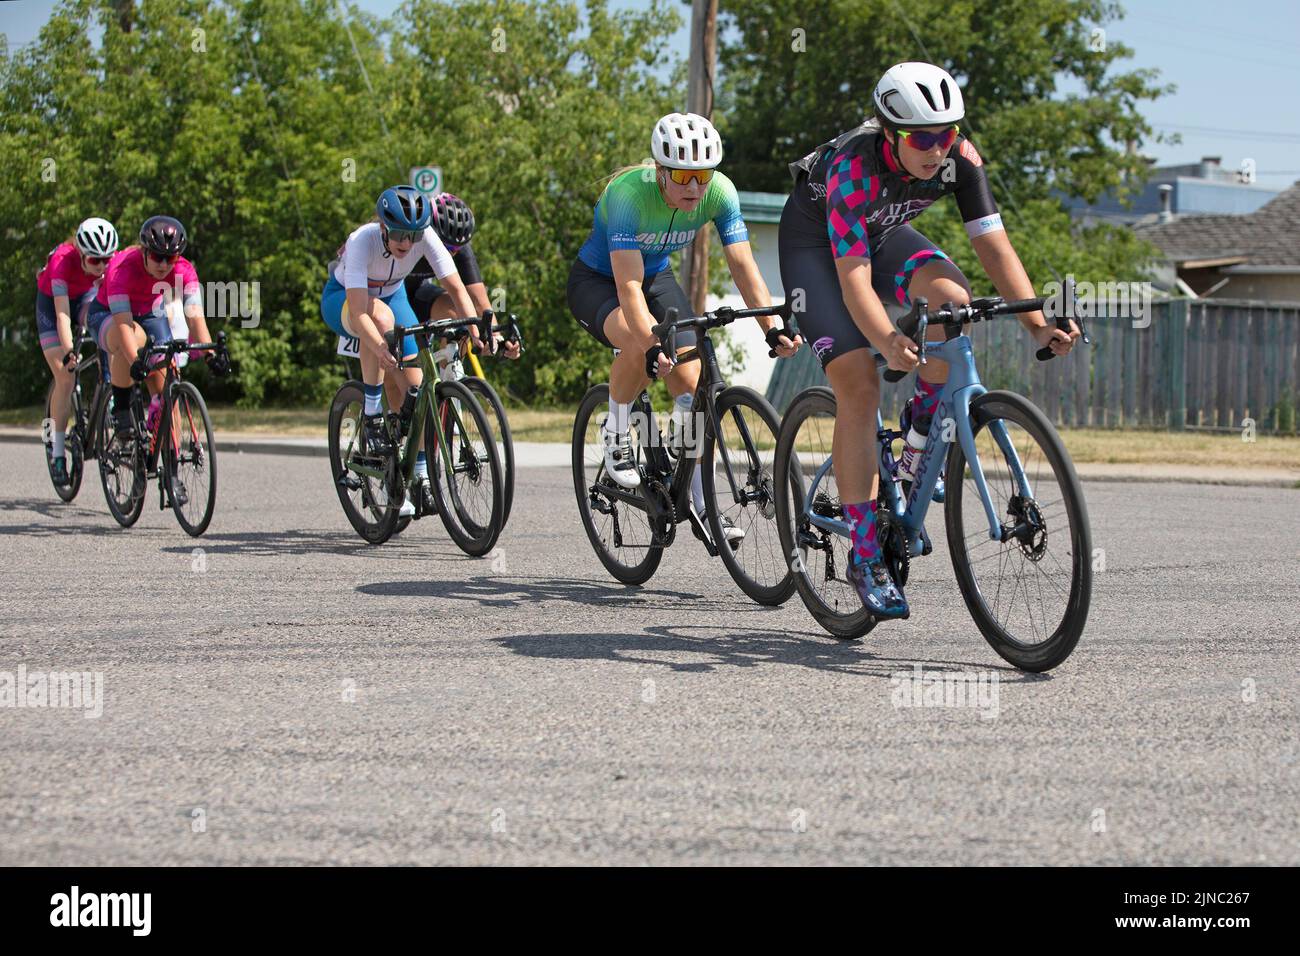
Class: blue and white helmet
376,186,431,231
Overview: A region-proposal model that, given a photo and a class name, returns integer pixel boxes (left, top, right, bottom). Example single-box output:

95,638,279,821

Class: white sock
415,451,428,479
606,397,631,436
51,431,65,459
691,462,705,513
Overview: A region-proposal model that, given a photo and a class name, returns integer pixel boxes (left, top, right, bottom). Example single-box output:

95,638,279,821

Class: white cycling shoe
602,427,641,489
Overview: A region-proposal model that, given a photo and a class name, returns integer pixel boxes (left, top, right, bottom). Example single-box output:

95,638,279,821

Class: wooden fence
766,298,1300,433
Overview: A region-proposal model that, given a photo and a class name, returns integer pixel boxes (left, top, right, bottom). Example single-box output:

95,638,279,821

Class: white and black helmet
652,112,723,170
873,62,965,128
75,217,119,258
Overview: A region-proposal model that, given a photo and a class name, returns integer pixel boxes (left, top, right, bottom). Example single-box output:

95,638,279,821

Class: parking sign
410,166,443,196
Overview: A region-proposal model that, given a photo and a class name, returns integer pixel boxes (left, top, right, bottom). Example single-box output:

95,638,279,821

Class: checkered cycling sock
363,383,382,416
844,500,879,564
909,377,942,429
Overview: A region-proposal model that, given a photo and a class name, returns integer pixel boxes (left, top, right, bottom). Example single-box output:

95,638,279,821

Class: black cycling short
409,278,447,325
778,200,963,369
567,259,697,351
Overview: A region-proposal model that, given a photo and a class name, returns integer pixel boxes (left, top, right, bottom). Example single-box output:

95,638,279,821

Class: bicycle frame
344,331,475,493
593,323,759,546
145,361,198,487
799,333,1036,555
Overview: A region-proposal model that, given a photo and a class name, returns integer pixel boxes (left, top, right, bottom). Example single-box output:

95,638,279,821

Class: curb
1,428,1295,487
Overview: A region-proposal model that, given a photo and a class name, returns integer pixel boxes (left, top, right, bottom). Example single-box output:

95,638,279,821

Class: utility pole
679,0,717,314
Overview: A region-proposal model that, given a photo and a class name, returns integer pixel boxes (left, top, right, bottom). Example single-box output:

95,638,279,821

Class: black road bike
572,303,797,605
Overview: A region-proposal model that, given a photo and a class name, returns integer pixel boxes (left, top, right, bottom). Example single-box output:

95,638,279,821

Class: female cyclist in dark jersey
779,62,1079,618
404,193,519,360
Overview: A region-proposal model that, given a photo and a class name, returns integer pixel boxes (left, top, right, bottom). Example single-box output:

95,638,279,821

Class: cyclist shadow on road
358,576,709,611
495,624,1042,680
0,498,155,536
156,529,472,560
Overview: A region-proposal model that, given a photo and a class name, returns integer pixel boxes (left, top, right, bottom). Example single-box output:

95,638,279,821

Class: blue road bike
774,293,1092,671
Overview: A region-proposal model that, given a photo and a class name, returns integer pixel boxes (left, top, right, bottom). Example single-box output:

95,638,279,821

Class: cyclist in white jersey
321,186,479,516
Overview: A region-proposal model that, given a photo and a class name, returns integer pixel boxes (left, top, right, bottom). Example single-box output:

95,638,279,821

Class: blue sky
4,0,1298,188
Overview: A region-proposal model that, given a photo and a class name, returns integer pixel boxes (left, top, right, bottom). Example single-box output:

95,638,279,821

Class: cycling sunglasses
666,168,714,187
897,125,959,151
84,255,112,266
146,250,179,265
386,228,422,243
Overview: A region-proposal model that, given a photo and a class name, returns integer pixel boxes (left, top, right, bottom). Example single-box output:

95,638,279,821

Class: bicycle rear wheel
166,381,217,537
44,379,84,502
97,388,147,528
327,380,400,545
427,380,504,556
701,385,796,606
773,387,876,639
571,384,663,585
945,390,1092,672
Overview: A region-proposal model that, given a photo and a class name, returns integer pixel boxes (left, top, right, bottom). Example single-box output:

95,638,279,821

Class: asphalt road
1,441,1297,865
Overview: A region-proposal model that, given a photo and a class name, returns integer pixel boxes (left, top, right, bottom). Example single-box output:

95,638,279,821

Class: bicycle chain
646,479,676,548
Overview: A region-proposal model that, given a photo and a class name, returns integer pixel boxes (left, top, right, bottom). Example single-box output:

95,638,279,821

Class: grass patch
4,402,1298,469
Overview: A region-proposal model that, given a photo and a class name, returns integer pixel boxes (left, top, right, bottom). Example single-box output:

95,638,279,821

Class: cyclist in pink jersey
86,217,225,488
36,218,119,486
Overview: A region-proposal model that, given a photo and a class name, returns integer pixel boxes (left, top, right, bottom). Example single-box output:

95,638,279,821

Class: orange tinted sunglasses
666,168,714,187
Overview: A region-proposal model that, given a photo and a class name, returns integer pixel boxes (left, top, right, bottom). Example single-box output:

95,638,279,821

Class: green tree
389,0,682,402
0,0,684,408
717,0,1173,204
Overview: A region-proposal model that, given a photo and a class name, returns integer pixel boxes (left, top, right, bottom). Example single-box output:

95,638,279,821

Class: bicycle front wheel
461,376,514,528
427,379,504,557
701,385,796,606
166,381,217,537
97,389,146,528
945,390,1092,672
44,379,84,502
773,387,877,640
327,380,400,545
571,384,663,585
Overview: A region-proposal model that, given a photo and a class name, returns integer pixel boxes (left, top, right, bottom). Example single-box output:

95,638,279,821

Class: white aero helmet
873,62,965,128
75,217,119,257
652,112,723,170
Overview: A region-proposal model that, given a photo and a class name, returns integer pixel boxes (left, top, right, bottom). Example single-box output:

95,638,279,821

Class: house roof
1134,181,1300,267
738,190,786,225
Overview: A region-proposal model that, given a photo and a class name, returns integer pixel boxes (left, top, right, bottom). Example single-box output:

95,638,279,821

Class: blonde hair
596,162,658,191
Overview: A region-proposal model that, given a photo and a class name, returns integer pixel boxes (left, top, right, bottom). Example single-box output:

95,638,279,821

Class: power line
335,0,404,182
1124,11,1299,58
886,0,1066,283
240,30,311,245
1151,122,1300,144
1118,30,1300,74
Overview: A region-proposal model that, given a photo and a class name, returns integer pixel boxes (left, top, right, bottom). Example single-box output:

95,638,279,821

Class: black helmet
430,193,475,247
139,215,187,256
